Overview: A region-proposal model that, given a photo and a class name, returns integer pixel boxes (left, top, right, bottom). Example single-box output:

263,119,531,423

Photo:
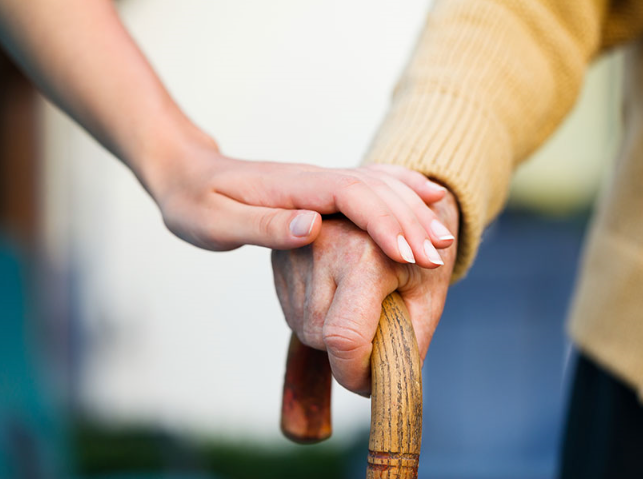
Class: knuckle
359,238,383,263
366,211,397,234
336,174,363,191
342,232,386,267
300,323,324,351
323,322,369,360
366,163,388,171
306,304,325,330
301,299,329,350
363,175,387,190
372,210,394,224
256,212,277,238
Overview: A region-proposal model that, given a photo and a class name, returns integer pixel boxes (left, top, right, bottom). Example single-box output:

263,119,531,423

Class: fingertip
233,203,321,250
423,181,447,202
305,211,322,242
268,211,321,250
363,217,408,265
426,180,447,193
428,219,455,249
374,233,420,266
430,237,455,251
422,239,444,267
397,235,416,264
289,211,320,239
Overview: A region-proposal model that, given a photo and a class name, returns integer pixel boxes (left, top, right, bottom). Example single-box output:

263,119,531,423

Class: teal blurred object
0,240,70,477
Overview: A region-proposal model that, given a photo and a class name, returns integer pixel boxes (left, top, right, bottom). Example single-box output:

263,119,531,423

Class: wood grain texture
367,292,422,479
280,292,423,478
280,334,332,443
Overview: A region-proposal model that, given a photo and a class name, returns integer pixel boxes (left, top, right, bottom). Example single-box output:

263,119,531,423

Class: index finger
364,164,446,203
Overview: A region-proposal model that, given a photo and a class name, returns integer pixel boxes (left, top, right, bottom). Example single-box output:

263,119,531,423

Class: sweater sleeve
363,0,611,280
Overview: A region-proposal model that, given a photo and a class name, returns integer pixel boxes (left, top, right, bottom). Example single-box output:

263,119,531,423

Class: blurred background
0,0,623,477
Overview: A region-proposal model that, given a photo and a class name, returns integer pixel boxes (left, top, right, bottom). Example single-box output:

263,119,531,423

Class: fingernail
427,181,446,194
430,219,454,241
397,235,415,263
424,239,444,265
289,212,316,237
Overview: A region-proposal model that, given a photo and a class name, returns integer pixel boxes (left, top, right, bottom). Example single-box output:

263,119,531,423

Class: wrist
128,110,219,204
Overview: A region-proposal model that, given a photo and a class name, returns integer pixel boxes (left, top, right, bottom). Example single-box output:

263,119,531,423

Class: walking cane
281,292,423,479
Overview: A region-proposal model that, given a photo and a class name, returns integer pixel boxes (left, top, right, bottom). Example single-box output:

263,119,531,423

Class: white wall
41,0,432,441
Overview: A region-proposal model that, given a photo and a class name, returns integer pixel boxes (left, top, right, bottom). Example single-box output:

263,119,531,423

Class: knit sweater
365,0,643,397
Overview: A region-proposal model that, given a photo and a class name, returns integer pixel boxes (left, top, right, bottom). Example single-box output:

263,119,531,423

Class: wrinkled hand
272,190,459,395
145,134,453,263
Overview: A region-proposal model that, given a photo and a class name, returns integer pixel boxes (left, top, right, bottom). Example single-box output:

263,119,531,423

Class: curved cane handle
280,292,423,478
280,333,332,443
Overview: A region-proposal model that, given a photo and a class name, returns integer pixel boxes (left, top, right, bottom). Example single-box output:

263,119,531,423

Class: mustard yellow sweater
365,0,643,396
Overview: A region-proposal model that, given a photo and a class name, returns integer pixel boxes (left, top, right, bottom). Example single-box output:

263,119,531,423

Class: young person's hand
272,190,459,394
145,136,453,262
0,0,453,263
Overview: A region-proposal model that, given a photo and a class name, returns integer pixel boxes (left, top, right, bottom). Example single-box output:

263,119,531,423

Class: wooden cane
281,333,333,443
281,292,423,478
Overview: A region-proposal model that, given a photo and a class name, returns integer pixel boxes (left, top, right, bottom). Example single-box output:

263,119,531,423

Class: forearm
0,0,209,195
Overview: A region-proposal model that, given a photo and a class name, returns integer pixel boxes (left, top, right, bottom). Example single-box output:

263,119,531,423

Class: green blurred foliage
73,420,367,478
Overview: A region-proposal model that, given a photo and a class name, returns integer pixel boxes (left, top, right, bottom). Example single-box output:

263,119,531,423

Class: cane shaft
366,292,422,479
280,293,423,479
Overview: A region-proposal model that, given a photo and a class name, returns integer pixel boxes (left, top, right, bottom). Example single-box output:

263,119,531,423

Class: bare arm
0,0,453,258
0,0,192,190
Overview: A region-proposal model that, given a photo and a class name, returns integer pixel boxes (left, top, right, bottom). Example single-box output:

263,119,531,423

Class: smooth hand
149,141,454,262
0,0,453,262
272,190,459,394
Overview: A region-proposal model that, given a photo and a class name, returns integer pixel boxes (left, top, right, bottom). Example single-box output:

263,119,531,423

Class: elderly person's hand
272,189,459,394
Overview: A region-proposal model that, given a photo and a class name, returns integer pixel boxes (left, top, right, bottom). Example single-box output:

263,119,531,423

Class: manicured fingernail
430,219,454,241
289,212,316,237
427,181,446,194
397,235,415,263
424,239,444,265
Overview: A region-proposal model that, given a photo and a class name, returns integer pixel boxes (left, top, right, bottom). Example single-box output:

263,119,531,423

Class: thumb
231,203,322,250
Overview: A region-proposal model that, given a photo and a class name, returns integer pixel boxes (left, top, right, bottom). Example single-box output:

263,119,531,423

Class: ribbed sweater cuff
363,89,512,281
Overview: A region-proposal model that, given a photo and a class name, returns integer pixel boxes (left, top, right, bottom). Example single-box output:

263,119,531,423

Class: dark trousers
560,353,643,478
